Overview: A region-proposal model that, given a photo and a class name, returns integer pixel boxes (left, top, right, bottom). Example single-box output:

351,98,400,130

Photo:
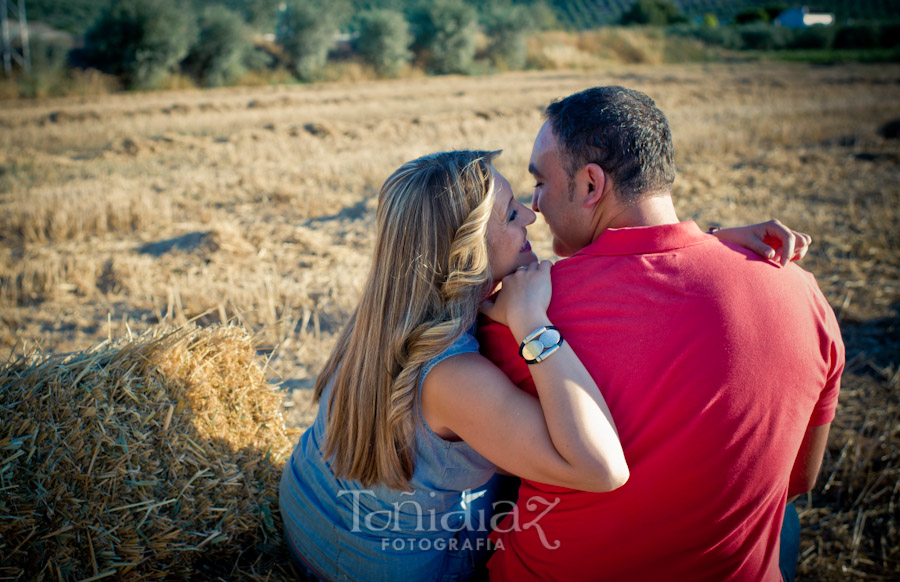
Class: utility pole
1,0,31,77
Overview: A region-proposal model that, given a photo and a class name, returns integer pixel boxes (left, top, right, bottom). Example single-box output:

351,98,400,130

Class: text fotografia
383,535,498,552
337,489,561,550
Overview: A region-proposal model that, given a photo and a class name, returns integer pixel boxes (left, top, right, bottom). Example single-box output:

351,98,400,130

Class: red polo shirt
479,222,843,582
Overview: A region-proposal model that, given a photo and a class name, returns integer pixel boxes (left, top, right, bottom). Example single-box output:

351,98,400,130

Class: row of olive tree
277,0,536,80
76,0,537,90
79,0,257,89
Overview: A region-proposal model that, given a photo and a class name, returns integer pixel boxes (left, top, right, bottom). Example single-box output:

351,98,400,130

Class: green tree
734,8,769,24
26,0,106,36
833,23,881,50
529,0,560,31
788,25,834,50
409,0,479,75
218,0,283,30
620,0,687,26
276,0,346,81
737,23,791,50
482,3,534,70
17,36,72,98
355,9,412,76
183,6,253,87
762,4,789,22
878,23,900,49
82,0,197,89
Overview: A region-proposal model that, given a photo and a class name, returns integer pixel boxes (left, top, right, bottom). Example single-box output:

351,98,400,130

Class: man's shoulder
547,237,832,312
548,250,604,279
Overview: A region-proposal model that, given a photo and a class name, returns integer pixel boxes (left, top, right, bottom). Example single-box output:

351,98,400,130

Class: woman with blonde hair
279,150,809,582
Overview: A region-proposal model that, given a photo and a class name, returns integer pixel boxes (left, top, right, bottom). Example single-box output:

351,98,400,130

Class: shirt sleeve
476,313,538,398
808,290,846,426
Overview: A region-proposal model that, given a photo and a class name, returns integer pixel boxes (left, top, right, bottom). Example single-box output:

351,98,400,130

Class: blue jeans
780,502,800,582
286,532,330,582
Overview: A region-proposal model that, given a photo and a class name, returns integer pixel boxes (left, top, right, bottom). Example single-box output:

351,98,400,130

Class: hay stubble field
1,63,899,579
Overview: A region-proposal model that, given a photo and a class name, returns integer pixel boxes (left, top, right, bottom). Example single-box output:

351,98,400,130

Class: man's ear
582,163,606,208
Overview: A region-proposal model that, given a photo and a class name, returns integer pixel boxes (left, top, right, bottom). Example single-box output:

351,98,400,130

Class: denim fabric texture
780,502,800,582
280,328,500,582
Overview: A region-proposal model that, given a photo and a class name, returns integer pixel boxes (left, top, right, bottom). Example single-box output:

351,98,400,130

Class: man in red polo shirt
478,87,844,581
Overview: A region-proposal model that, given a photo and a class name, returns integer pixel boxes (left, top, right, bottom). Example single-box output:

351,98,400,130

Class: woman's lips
520,240,532,253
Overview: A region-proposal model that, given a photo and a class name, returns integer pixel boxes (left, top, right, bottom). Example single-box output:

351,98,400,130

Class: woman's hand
480,260,552,332
428,259,629,492
712,219,812,267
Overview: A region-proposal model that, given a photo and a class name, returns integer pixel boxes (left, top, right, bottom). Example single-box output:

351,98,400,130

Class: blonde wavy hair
313,150,500,490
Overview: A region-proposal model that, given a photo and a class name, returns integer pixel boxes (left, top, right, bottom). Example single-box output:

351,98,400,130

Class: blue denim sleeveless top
279,329,500,582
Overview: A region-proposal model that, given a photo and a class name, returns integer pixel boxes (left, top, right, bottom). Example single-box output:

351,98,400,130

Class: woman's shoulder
446,326,479,355
421,327,480,382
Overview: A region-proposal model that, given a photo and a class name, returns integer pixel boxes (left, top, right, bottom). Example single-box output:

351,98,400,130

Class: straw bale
0,325,297,581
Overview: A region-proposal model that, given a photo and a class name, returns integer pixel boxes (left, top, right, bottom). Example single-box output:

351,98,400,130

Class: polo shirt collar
574,221,709,257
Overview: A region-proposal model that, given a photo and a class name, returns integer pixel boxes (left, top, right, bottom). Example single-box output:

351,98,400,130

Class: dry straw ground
1,62,898,579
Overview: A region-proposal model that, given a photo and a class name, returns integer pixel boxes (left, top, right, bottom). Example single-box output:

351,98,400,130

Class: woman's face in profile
486,168,538,281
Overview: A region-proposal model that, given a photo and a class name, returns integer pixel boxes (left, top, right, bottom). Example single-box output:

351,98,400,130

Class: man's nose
531,192,541,213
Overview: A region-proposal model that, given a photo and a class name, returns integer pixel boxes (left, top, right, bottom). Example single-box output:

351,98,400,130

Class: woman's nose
521,202,536,226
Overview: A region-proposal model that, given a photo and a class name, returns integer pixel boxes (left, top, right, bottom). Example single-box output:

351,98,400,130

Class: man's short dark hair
544,86,675,203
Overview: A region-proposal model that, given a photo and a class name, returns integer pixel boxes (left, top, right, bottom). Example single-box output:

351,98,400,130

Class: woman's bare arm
422,261,628,492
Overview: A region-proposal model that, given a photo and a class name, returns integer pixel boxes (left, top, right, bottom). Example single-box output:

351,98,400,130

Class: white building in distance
775,6,836,29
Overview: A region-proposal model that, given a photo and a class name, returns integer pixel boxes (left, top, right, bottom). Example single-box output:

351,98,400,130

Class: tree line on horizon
27,0,547,89
26,0,900,36
11,0,900,93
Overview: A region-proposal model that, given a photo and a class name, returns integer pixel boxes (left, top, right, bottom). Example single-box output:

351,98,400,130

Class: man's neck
594,193,679,238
